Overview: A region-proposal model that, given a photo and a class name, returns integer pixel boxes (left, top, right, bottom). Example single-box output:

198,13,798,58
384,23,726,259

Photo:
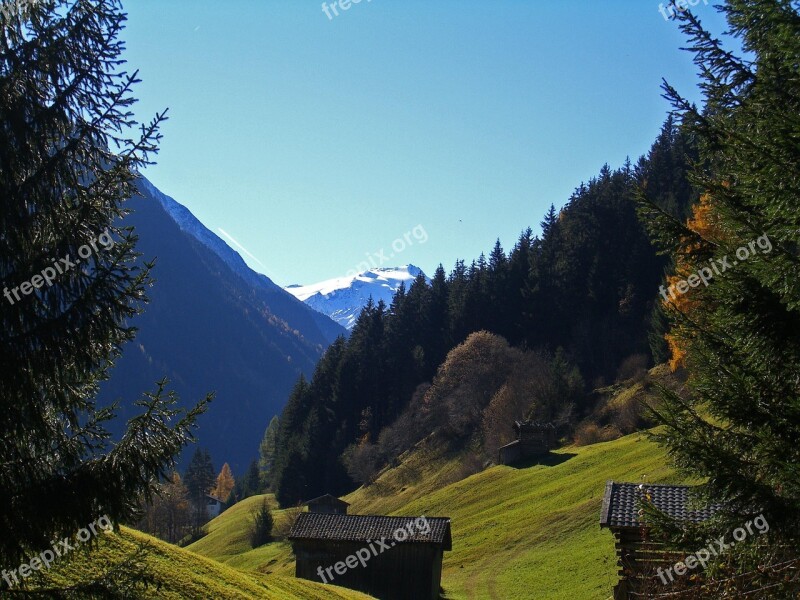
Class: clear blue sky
121,0,728,287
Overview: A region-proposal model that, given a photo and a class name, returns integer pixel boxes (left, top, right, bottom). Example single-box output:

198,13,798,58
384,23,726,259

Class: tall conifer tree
642,1,800,594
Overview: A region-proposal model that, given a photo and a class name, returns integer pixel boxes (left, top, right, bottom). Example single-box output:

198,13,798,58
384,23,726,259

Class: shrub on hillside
573,422,622,446
442,451,485,487
425,331,522,440
341,441,381,485
249,500,274,548
610,391,646,433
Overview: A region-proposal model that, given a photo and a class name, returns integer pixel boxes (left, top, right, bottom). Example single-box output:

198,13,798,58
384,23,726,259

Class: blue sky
121,0,728,287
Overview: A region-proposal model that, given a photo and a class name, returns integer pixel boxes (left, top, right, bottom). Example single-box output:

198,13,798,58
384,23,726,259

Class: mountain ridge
139,178,344,345
98,178,345,472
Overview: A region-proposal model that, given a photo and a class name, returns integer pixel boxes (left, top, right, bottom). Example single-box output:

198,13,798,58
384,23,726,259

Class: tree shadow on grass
504,451,576,470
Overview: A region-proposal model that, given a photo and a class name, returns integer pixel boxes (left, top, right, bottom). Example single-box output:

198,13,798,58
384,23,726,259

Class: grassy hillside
391,433,681,600
187,493,297,575
19,525,370,599
191,430,683,599
346,432,472,516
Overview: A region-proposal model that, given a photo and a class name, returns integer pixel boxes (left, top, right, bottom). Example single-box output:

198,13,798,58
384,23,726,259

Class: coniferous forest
269,119,700,505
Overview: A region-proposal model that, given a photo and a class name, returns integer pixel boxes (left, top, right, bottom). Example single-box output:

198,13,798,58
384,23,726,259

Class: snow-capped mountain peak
285,265,429,330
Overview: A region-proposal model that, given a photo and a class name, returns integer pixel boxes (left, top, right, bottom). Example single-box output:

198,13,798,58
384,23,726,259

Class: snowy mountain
286,265,429,329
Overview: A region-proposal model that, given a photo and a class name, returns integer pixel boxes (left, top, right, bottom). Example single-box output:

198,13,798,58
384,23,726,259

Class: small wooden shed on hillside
304,493,350,515
289,512,452,600
600,481,722,599
498,420,557,464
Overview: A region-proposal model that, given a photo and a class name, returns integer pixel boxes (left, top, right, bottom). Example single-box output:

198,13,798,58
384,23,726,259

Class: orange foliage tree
213,463,235,502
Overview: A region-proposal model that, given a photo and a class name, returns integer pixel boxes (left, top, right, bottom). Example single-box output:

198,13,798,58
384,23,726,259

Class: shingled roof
304,493,350,506
600,481,723,529
288,513,452,550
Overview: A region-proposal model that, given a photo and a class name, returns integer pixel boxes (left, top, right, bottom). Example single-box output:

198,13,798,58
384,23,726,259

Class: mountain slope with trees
268,120,699,506
98,177,345,473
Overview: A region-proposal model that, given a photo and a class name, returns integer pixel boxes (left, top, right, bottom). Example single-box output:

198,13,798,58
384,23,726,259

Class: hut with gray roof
289,496,452,600
600,481,722,599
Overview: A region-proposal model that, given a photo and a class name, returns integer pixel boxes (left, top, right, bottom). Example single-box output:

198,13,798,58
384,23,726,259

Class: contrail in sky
217,228,268,270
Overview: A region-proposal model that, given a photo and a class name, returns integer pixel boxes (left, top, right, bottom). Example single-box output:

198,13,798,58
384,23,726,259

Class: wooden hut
600,481,721,599
289,513,452,600
498,420,557,464
304,493,350,515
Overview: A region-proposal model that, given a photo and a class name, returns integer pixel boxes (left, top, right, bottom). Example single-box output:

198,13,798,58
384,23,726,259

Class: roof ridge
600,481,720,530
612,481,700,488
289,512,453,550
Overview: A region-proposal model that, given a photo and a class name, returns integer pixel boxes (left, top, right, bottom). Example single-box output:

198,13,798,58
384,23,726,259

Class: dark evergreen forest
269,118,700,506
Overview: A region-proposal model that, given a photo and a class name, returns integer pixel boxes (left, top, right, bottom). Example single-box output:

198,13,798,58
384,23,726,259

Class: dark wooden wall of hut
294,539,444,600
518,424,556,455
610,527,691,599
498,440,522,464
307,496,348,514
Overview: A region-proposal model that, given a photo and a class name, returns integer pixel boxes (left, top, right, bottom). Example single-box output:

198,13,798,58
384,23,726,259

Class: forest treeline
267,118,700,506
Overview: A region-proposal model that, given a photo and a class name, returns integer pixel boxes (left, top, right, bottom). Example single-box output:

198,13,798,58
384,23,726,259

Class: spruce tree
641,0,800,594
258,416,279,489
427,264,450,370
184,448,215,504
243,459,261,498
271,375,312,506
183,447,215,533
249,499,274,548
0,0,209,567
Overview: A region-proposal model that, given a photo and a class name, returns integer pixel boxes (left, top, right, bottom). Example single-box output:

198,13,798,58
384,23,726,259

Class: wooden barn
600,481,721,599
498,420,557,465
289,511,452,600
